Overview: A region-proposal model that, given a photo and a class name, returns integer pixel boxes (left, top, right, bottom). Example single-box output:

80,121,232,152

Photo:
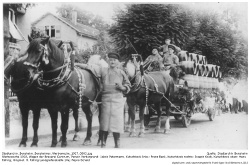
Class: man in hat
158,37,181,56
143,47,164,72
162,45,179,69
99,52,131,148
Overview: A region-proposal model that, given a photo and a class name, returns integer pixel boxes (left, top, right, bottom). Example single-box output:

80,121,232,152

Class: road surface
5,111,248,150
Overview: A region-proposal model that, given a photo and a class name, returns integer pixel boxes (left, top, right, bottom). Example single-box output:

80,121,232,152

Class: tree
109,3,247,79
109,4,195,59
56,4,114,59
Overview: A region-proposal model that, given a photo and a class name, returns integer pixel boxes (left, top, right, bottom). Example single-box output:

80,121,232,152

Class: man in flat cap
99,52,131,148
158,37,181,56
162,44,179,69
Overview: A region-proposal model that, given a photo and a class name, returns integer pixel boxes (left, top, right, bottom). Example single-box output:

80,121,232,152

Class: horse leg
138,104,146,137
124,103,131,132
19,105,29,147
48,110,58,147
60,109,70,147
83,105,93,145
154,102,162,133
72,108,80,141
164,98,171,134
30,108,41,147
128,103,136,137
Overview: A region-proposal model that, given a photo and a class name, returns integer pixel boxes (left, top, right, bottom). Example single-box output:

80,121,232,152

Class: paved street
5,110,248,150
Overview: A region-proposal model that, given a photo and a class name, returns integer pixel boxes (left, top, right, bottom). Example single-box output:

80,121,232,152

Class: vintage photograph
3,1,248,152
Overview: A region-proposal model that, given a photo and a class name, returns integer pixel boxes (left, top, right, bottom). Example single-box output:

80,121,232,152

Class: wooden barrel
197,55,204,64
190,53,198,63
198,76,208,88
202,56,207,65
178,51,190,62
214,65,220,77
206,64,216,77
218,70,222,79
212,78,219,89
196,64,206,76
206,77,213,89
180,61,197,75
182,74,199,88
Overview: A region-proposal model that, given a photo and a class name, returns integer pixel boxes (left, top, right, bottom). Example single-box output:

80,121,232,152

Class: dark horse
123,56,176,136
6,59,81,147
6,59,43,147
24,37,100,147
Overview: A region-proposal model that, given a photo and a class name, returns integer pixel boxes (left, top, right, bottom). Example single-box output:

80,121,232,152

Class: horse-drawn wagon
143,51,221,128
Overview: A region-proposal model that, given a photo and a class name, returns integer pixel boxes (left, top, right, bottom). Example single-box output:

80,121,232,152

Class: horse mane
27,38,42,54
47,39,64,62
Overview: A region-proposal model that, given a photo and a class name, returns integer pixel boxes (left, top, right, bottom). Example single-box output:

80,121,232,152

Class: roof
31,12,99,39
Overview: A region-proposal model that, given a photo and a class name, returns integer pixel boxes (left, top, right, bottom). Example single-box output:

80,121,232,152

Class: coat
100,68,131,133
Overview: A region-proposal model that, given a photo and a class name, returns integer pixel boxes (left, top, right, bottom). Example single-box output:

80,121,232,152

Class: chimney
71,10,77,25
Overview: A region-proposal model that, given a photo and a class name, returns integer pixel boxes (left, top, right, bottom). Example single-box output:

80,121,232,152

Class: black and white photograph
1,1,248,164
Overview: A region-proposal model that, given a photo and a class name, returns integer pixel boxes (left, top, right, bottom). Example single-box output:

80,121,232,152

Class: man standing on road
99,52,131,148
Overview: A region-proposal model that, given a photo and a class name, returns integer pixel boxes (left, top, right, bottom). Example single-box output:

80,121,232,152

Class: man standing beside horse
99,52,131,148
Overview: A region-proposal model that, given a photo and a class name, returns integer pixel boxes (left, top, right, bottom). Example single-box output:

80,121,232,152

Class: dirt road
5,111,248,150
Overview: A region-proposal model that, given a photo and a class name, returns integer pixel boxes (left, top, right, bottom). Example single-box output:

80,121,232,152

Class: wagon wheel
174,115,182,121
208,108,215,121
182,115,191,127
181,105,192,127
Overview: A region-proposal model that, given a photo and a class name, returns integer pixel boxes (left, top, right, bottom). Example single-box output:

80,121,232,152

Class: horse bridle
24,43,68,75
23,43,48,70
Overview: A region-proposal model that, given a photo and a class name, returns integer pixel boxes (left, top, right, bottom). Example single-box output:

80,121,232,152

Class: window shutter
55,25,61,38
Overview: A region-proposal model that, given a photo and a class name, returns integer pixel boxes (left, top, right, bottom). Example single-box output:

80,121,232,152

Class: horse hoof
154,128,161,133
83,140,91,146
125,126,131,132
138,132,145,137
164,129,171,134
19,143,26,147
97,139,101,146
61,142,67,148
73,135,80,141
30,143,38,147
51,143,57,147
129,132,137,137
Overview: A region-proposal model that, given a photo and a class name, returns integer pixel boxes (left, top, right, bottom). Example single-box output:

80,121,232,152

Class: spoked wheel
181,104,192,127
174,115,182,121
182,115,191,127
208,108,215,121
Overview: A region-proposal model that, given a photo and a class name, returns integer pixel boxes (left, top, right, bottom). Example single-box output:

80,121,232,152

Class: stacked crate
178,51,221,89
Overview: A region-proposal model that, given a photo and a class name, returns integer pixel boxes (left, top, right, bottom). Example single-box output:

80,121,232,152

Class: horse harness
25,42,100,110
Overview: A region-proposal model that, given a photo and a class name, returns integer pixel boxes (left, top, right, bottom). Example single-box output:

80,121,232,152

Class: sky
27,2,247,36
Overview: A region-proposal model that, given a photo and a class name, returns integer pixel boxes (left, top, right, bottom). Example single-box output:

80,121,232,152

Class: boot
101,131,108,148
113,132,120,148
97,130,102,146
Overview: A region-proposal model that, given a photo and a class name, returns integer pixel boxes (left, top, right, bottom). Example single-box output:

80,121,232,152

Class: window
44,25,61,38
51,26,55,37
45,26,50,36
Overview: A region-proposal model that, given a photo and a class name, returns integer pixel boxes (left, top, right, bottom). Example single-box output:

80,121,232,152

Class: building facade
32,12,99,52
